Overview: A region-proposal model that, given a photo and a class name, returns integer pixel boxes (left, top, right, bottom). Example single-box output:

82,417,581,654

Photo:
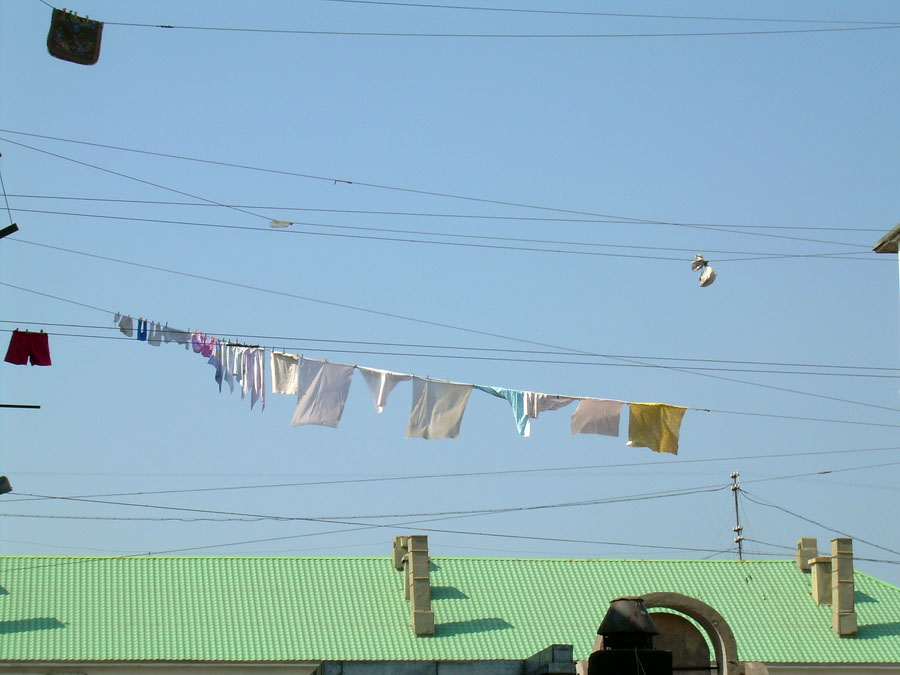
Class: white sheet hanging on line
270,351,300,395
570,398,623,436
523,392,577,419
358,366,411,413
406,377,472,440
242,347,266,411
290,358,356,428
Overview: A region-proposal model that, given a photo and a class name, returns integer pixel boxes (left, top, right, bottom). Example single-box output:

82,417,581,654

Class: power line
0,130,653,223
693,407,900,429
4,332,895,431
741,461,900,485
0,130,874,248
314,0,900,26
4,250,900,420
0,513,264,522
740,490,900,556
12,236,900,415
1,319,897,373
79,23,900,39
4,446,898,502
32,0,900,28
2,483,728,522
0,281,111,313
7,491,767,558
11,207,878,263
4,324,898,379
7,194,886,232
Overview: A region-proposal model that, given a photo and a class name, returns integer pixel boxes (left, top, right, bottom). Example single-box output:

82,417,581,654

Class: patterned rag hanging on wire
47,9,103,65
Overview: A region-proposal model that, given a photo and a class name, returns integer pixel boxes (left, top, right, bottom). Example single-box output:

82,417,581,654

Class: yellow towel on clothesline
627,403,687,455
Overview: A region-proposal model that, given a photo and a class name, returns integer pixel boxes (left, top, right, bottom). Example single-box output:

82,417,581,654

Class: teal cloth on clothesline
476,385,530,436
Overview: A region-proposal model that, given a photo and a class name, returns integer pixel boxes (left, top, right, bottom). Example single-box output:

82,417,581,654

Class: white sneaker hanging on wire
691,254,717,287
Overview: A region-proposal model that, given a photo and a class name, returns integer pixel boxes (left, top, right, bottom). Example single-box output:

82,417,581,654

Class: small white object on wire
691,254,717,287
269,219,292,229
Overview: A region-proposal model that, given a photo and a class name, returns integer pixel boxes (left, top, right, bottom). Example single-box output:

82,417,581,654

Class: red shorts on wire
4,330,52,366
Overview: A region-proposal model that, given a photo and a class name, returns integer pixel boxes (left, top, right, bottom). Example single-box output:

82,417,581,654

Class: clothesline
112,312,688,453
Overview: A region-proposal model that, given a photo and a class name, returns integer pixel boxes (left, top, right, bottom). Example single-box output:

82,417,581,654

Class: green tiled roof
1,555,899,663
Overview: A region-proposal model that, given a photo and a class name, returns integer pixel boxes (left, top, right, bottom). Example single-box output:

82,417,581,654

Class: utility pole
731,471,744,561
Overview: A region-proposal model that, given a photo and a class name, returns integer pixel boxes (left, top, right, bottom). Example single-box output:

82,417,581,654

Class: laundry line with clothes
112,312,687,454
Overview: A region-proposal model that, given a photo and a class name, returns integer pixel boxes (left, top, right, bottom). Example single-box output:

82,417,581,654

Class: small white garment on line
117,314,134,338
270,352,300,395
290,357,355,428
242,347,266,411
147,322,162,347
570,398,623,436
406,377,472,440
221,344,235,393
358,366,411,413
523,392,577,419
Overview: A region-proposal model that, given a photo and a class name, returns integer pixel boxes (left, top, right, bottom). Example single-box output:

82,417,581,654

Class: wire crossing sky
1,0,898,585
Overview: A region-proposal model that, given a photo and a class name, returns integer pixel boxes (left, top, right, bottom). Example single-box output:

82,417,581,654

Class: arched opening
640,592,742,675
651,612,712,674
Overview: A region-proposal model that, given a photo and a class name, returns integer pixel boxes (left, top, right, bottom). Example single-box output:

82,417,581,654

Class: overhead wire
0,139,895,415
32,0,899,27
3,445,898,502
313,0,900,26
3,490,781,559
9,207,879,263
8,471,900,566
740,461,900,485
0,131,657,224
0,130,877,247
3,320,897,378
64,24,900,39
7,194,887,232
8,238,900,417
740,490,900,556
1,483,729,522
4,331,896,426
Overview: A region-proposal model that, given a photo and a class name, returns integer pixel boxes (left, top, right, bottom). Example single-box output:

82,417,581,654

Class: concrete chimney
830,538,857,637
394,535,434,636
809,556,832,606
795,537,817,572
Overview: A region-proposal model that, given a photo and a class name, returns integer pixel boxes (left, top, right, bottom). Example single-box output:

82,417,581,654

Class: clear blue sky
1,0,899,587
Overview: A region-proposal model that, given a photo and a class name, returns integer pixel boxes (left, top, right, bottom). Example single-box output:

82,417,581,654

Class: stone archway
640,592,743,675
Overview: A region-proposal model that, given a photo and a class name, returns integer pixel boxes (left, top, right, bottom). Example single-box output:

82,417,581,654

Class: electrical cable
4,324,898,379
0,282,111,313
9,238,900,416
740,461,900,484
0,483,728,522
6,465,890,519
314,0,900,26
692,407,899,429
66,23,900,39
0,320,897,373
8,491,766,557
0,131,655,224
33,0,899,27
10,207,878,263
6,320,898,374
7,194,887,232
0,130,876,248
3,333,895,426
0,137,272,224
740,489,900,556
3,446,898,502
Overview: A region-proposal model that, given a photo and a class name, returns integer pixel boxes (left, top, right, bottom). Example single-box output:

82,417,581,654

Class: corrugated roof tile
1,556,899,663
